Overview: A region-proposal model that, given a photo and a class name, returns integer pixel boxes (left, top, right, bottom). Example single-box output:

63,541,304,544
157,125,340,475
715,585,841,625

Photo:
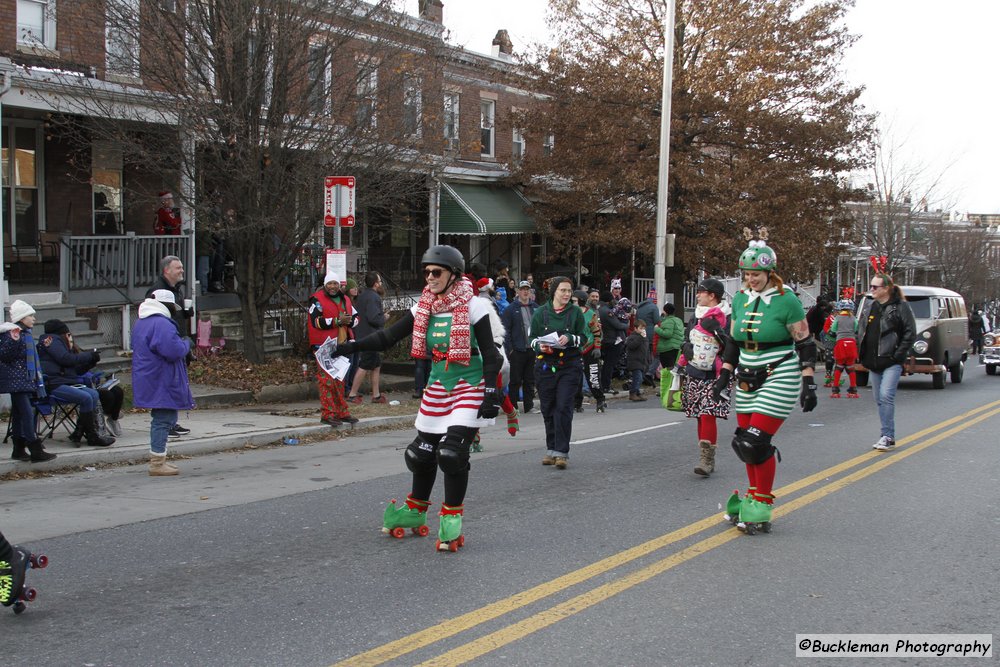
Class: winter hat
44,319,70,335
647,287,656,300
475,277,493,293
8,299,35,323
610,278,622,290
496,287,508,301
158,191,173,200
323,270,341,286
345,278,358,292
151,289,179,310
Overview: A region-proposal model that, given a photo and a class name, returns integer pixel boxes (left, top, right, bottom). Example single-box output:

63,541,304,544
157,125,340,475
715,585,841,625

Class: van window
953,299,967,318
907,296,931,319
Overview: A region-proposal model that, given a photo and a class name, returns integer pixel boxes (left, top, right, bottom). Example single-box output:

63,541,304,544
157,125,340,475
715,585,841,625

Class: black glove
477,387,501,419
711,367,732,401
800,376,818,412
591,349,601,360
699,316,722,334
334,340,357,357
92,349,102,363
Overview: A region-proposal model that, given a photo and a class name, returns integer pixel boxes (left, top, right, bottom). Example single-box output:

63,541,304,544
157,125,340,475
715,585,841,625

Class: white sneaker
873,436,896,451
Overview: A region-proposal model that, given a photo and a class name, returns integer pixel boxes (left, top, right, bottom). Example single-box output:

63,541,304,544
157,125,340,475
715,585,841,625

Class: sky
405,0,999,214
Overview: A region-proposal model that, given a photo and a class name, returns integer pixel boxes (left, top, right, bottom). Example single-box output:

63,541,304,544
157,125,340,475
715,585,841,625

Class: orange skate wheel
413,525,430,537
390,527,405,539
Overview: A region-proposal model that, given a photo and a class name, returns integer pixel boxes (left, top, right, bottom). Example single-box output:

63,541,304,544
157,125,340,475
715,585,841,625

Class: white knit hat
150,289,179,310
323,270,342,285
8,299,35,323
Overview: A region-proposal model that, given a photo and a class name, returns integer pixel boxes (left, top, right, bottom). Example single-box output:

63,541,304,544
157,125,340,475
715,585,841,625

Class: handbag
664,371,684,412
735,351,795,392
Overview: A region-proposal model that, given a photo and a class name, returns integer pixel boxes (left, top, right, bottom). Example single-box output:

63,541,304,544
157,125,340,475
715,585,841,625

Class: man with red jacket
308,270,358,426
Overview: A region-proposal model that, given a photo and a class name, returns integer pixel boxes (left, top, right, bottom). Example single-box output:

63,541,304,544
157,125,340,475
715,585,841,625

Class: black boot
68,423,84,445
80,412,115,447
10,437,31,461
26,439,56,463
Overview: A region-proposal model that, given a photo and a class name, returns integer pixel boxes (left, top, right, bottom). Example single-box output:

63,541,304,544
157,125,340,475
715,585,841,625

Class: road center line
416,404,1000,667
333,398,1000,667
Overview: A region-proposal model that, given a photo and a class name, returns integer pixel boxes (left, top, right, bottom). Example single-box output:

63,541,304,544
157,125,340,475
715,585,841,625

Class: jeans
869,363,903,440
150,408,178,455
630,369,644,393
196,255,210,295
50,384,99,413
8,392,35,441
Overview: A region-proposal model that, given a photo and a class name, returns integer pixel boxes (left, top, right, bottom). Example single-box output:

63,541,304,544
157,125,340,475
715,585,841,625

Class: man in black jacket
347,272,387,404
501,280,539,413
598,291,629,394
857,273,916,451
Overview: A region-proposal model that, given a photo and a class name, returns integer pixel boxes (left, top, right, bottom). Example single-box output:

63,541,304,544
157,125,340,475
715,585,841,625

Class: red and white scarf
411,277,474,365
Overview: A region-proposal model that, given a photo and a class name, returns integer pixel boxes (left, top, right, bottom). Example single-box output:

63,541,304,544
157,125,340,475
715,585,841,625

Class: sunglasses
423,268,446,279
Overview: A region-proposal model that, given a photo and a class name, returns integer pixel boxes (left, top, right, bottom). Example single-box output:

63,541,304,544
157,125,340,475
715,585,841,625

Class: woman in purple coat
131,290,194,476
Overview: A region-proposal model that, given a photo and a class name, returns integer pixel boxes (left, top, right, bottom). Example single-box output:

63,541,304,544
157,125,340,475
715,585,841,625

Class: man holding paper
308,270,358,426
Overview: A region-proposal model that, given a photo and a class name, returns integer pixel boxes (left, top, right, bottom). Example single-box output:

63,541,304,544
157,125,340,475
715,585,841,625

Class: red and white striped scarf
411,277,474,365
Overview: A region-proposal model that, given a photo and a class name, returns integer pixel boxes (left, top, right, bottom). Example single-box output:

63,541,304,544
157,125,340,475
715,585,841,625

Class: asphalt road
3,365,998,666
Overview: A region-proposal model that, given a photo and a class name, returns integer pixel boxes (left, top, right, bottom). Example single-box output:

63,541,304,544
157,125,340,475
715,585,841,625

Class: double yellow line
335,399,1000,667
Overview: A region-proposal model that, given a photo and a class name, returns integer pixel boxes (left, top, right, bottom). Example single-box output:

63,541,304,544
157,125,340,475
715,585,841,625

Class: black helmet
421,245,464,275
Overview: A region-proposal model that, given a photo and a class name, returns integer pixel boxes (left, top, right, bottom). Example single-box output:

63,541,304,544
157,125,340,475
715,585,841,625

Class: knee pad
730,426,776,465
437,430,473,475
404,435,438,475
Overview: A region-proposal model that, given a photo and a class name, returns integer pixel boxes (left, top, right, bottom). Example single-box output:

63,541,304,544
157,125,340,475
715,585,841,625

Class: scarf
411,276,474,366
23,328,46,398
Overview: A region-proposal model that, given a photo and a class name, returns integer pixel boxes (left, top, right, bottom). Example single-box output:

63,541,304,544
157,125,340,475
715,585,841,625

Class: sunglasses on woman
423,268,446,278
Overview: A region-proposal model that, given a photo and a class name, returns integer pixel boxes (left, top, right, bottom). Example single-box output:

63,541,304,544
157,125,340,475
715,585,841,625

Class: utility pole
654,0,677,310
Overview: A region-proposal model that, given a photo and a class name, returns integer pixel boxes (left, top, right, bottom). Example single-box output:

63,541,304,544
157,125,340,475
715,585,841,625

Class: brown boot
694,440,716,477
149,453,179,476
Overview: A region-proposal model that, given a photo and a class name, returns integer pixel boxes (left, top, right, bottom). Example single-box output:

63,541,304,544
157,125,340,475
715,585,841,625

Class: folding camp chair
33,393,81,442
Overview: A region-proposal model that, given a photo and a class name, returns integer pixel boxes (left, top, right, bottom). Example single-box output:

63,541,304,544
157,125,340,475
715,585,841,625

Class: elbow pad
795,335,817,369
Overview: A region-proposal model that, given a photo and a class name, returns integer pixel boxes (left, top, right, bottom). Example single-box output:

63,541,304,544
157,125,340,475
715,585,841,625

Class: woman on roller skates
826,299,860,398
332,246,502,552
714,231,817,534
530,277,589,469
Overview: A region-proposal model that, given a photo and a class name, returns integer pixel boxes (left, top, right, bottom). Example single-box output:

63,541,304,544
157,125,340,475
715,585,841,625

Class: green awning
439,182,535,235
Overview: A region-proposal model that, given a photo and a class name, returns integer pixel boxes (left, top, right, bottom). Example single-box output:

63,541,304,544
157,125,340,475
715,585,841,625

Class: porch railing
60,233,190,306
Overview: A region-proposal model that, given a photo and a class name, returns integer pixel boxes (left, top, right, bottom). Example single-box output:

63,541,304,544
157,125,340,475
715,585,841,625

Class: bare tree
920,218,995,301
44,0,444,361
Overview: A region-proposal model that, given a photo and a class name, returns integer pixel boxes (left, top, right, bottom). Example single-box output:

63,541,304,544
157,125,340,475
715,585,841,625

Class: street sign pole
334,185,342,251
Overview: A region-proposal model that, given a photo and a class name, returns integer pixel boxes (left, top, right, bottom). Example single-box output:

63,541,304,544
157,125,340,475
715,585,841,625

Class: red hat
158,191,173,198
475,277,493,293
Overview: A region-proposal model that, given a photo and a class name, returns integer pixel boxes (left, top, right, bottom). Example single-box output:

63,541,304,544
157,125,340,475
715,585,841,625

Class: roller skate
1,546,48,615
823,372,833,387
830,387,840,398
846,387,859,399
381,496,431,539
737,493,774,535
436,504,465,552
470,432,484,453
723,487,754,525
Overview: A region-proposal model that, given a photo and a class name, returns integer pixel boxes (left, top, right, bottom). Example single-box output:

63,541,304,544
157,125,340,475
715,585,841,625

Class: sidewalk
1,371,639,476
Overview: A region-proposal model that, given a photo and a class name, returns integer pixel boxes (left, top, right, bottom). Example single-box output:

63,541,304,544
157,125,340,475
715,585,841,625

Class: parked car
854,285,969,389
981,329,1000,376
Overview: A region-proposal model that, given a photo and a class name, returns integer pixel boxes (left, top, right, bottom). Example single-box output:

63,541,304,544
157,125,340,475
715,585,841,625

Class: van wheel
932,370,946,389
987,365,997,376
950,360,964,384
855,371,869,387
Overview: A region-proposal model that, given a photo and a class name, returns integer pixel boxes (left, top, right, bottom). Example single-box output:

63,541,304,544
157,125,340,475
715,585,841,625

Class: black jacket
857,295,916,371
598,303,628,346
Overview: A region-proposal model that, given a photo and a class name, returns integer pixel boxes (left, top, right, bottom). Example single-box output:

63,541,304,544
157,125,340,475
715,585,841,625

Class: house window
480,99,495,157
106,0,140,77
17,0,56,50
543,133,555,157
403,76,422,138
187,4,215,90
248,32,274,106
356,67,378,129
512,127,525,162
1,123,44,251
92,143,123,235
307,43,331,115
443,92,459,151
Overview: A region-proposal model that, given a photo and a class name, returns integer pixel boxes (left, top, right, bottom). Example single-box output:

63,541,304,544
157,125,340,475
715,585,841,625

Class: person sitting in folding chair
0,300,56,462
36,320,115,447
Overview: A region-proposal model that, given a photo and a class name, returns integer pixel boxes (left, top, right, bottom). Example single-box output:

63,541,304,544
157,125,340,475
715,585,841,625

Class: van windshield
906,296,931,319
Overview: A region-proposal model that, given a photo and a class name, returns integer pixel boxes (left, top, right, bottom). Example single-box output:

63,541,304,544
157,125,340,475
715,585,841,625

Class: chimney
418,0,444,24
491,30,513,61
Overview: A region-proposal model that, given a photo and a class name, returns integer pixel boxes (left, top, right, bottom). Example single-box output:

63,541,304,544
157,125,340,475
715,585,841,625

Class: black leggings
100,386,124,420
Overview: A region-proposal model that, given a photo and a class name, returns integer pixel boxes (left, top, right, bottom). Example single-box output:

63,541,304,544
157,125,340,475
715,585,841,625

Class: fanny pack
736,351,795,392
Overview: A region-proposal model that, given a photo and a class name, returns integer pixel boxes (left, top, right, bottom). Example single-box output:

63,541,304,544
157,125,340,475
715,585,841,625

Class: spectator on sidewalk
348,272,388,405
0,300,56,462
146,255,193,438
132,290,195,476
598,291,629,394
635,287,660,384
625,319,650,401
308,270,358,427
